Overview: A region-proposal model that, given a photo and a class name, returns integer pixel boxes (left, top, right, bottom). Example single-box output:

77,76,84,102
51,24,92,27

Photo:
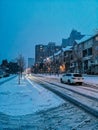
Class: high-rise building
35,44,46,63
35,43,61,63
62,29,85,47
46,42,61,57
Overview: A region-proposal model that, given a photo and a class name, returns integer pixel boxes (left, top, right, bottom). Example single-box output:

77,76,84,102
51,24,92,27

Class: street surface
31,74,98,116
0,75,98,129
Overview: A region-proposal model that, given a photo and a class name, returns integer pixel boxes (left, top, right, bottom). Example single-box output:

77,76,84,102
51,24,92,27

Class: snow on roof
44,50,62,61
54,50,61,56
62,46,72,51
75,35,94,44
49,55,53,59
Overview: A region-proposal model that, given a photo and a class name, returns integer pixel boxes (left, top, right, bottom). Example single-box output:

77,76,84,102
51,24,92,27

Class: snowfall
0,74,98,129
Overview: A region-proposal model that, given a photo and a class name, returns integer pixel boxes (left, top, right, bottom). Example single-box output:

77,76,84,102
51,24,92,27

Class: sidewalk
0,76,64,116
83,75,98,87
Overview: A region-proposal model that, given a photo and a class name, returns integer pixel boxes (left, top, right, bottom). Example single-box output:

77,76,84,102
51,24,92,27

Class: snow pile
83,76,98,86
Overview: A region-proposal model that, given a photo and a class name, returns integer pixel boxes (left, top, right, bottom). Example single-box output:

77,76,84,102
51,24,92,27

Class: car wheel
68,80,71,84
60,79,63,83
79,82,82,85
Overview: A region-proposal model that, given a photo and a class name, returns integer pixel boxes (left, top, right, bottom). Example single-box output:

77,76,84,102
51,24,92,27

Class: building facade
70,34,98,74
35,43,61,63
35,44,46,63
42,33,98,74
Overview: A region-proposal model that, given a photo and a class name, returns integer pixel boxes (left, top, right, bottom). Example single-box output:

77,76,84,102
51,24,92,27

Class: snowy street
1,0,98,129
29,74,98,116
0,76,64,116
35,74,98,87
0,75,98,129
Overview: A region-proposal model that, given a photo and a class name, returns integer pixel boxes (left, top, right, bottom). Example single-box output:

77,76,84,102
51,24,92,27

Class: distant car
60,73,84,85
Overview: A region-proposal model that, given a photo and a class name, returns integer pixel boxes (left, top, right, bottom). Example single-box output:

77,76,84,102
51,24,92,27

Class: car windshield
73,74,82,77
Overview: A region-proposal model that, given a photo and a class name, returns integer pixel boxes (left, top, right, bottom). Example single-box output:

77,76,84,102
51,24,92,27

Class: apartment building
35,44,47,63
37,33,98,74
62,46,73,72
35,43,61,63
71,34,98,74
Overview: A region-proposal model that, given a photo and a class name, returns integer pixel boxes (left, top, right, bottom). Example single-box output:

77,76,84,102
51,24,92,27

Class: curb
0,75,16,86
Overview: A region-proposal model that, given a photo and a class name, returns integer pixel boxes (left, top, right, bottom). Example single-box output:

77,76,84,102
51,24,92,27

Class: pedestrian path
0,75,64,116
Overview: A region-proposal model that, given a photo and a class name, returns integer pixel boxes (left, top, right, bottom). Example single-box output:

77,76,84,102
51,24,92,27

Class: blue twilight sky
0,0,98,63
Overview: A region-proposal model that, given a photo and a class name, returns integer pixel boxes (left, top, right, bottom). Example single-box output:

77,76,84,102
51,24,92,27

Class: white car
60,73,84,85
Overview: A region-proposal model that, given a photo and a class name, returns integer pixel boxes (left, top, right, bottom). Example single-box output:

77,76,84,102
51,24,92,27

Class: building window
64,52,66,56
88,47,92,56
64,57,66,62
83,49,87,57
70,55,73,60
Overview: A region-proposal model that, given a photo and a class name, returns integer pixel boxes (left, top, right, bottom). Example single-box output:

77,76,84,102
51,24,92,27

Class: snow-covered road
30,75,98,116
36,74,98,87
0,75,98,129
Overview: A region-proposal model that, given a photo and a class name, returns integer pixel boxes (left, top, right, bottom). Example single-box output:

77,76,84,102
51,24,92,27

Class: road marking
25,76,42,92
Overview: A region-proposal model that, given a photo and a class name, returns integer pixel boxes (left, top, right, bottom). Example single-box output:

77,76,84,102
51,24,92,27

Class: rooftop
75,33,98,44
62,46,73,51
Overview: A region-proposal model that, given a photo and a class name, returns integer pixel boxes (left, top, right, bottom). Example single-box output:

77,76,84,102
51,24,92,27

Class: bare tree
73,47,83,73
17,54,25,84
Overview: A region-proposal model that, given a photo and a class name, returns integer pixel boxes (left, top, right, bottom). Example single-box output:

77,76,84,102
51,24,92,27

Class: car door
61,74,65,82
66,73,71,83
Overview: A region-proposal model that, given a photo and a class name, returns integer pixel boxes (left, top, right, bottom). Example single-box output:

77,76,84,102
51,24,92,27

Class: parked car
60,73,84,85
